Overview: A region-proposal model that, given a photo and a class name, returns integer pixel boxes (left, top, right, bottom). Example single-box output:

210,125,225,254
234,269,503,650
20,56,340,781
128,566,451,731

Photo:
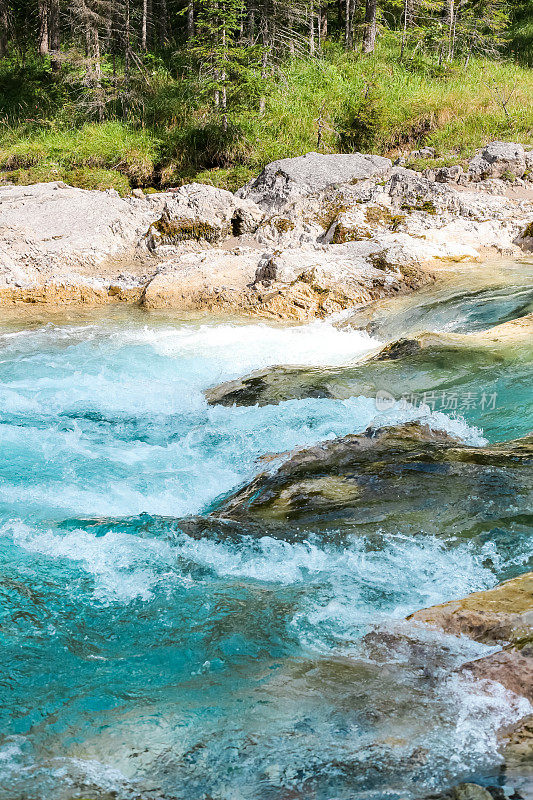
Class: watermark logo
374,389,498,413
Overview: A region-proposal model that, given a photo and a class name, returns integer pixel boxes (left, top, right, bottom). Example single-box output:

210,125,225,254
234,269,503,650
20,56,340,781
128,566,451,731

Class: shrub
337,94,391,152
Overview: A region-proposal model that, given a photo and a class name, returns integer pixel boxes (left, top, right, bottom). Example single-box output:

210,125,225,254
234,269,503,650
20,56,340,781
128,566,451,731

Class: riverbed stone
205,313,533,407
408,572,533,647
213,424,533,537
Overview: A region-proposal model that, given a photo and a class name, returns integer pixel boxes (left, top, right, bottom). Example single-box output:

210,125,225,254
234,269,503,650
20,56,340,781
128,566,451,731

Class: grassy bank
1,42,532,194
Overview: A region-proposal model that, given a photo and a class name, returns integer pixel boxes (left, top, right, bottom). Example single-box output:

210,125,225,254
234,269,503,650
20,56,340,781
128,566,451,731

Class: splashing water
0,308,531,800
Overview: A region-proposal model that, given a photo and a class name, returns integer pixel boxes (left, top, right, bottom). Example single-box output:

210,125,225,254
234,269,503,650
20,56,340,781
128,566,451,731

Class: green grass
0,41,532,193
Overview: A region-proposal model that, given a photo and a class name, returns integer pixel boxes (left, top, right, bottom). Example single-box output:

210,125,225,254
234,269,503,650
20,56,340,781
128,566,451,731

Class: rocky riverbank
1,141,533,319
204,422,533,798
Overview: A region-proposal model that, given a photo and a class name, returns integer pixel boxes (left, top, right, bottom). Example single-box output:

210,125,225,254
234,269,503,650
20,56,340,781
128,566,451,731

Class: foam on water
0,314,529,800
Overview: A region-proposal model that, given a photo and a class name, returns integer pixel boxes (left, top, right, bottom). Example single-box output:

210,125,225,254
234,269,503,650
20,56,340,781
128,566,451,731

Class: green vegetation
0,0,531,194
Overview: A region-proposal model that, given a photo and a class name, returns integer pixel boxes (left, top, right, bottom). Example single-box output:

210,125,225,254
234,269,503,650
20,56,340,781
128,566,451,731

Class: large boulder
468,142,528,181
0,181,166,296
146,183,263,250
237,151,392,211
213,424,532,537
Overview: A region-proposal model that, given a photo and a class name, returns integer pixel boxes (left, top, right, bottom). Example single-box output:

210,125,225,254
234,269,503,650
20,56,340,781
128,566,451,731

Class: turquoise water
1,282,532,799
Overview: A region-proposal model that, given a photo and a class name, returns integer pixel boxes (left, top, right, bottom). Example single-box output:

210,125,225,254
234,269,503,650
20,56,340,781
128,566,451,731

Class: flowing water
1,260,532,800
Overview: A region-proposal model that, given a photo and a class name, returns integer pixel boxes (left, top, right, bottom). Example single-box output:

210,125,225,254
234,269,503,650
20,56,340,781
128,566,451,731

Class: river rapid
1,260,532,800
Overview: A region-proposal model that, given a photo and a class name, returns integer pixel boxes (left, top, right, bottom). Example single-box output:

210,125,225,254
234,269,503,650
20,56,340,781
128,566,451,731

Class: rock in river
212,423,533,538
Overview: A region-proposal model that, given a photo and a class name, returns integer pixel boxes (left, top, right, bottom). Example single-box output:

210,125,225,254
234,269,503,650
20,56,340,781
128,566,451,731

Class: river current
1,261,532,800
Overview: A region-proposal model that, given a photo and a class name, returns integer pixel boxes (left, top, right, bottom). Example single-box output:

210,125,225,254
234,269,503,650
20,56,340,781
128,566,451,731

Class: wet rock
408,573,533,709
500,713,533,792
451,785,494,800
468,142,528,182
408,572,533,648
236,151,392,210
462,647,533,702
213,424,532,535
205,314,533,408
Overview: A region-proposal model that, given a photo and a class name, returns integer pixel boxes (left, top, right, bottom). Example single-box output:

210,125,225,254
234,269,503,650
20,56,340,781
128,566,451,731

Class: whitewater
0,300,531,800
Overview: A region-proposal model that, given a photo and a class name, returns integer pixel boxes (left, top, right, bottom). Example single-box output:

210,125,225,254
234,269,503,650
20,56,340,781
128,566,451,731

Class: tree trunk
344,0,351,48
159,0,167,45
246,8,254,43
141,0,147,49
445,0,454,59
259,13,269,114
320,5,328,39
49,0,60,69
187,0,194,40
124,0,130,118
0,0,8,57
38,0,49,55
309,3,315,55
362,0,377,53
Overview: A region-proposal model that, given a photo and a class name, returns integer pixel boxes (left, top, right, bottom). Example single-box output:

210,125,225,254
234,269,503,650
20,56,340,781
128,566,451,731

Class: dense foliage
0,0,531,192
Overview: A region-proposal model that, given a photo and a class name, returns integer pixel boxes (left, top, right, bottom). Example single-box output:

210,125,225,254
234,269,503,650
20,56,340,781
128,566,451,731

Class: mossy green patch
154,216,222,243
400,199,437,215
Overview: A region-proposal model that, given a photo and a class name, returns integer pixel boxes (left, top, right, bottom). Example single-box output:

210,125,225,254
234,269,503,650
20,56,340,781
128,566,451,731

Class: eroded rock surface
408,571,533,782
212,423,532,537
408,572,533,648
236,151,393,210
1,143,532,314
145,182,263,250
468,142,532,182
205,313,533,407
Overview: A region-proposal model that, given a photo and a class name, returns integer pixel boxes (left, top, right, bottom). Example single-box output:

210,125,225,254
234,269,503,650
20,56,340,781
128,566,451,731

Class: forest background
0,0,531,193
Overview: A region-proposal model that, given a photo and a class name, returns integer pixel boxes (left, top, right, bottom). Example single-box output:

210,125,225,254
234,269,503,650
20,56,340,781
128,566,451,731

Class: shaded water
1,261,532,800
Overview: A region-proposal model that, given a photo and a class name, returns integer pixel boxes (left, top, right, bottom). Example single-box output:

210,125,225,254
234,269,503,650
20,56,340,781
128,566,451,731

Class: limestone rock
408,572,533,647
450,784,494,800
212,424,532,536
468,142,528,182
236,151,392,210
146,182,263,250
408,572,533,712
434,165,464,184
140,247,260,311
0,181,166,291
141,242,420,321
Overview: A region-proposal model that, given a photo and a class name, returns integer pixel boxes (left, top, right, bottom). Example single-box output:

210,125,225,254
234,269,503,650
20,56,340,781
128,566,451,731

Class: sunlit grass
0,41,531,192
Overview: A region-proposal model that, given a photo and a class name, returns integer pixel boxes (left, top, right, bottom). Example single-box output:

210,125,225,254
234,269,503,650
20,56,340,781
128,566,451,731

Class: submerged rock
213,423,532,537
205,313,533,407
